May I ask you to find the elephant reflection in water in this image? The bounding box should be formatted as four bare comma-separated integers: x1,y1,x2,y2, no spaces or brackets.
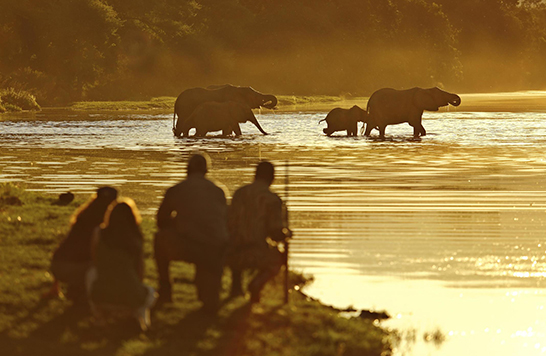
180,101,268,137
172,84,277,137
319,105,369,136
363,87,461,139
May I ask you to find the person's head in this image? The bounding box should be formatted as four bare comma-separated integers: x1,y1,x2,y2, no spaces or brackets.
96,186,118,201
70,186,118,226
101,198,143,250
187,153,209,176
102,198,141,230
255,161,275,186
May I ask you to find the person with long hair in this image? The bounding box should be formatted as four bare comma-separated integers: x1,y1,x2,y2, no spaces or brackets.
88,198,156,330
45,186,118,301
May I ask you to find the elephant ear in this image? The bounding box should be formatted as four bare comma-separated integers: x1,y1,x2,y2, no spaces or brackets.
414,89,439,111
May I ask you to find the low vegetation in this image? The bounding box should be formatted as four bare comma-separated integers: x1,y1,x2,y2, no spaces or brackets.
70,97,175,111
0,88,41,113
0,183,391,356
69,95,349,112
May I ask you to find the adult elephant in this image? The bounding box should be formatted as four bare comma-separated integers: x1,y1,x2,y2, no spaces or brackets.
172,84,277,137
363,87,461,139
179,101,268,137
319,105,369,136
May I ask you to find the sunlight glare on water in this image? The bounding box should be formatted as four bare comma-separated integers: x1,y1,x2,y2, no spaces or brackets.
2,107,546,355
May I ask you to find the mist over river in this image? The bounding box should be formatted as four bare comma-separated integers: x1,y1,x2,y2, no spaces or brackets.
2,95,546,355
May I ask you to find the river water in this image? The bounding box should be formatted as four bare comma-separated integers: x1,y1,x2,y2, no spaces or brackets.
2,95,546,355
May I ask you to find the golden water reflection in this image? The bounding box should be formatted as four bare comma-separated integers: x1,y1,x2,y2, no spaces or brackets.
2,109,546,355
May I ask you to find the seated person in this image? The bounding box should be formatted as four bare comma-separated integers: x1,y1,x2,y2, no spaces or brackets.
88,198,156,331
154,154,229,314
44,186,118,301
227,161,292,303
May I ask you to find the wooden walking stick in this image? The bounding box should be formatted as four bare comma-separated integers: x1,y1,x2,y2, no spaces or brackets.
283,160,291,304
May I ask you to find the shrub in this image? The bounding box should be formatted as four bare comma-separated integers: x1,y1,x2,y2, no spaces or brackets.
3,103,22,112
0,88,41,111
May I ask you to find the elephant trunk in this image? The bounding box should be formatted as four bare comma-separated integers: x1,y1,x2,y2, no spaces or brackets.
249,116,268,135
450,94,461,107
261,95,277,109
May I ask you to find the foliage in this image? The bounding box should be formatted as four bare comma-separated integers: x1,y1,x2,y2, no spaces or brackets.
70,97,175,111
0,88,41,112
1,0,546,104
69,95,347,111
0,184,391,356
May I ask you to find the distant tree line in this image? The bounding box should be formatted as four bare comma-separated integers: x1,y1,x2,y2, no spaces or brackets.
1,0,546,105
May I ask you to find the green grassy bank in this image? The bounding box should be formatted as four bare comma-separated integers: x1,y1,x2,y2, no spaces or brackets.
0,183,391,356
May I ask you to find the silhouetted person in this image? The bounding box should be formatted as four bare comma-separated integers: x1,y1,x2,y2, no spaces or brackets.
88,198,156,331
154,154,228,314
44,186,118,301
228,161,292,303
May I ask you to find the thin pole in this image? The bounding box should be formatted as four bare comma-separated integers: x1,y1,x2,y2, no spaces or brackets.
284,160,290,304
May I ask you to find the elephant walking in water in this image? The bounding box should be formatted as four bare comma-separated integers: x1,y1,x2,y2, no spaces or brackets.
319,105,369,136
172,84,277,137
180,101,268,137
364,87,461,139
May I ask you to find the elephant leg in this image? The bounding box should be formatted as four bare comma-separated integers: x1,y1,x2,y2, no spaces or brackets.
378,125,386,139
348,122,357,136
364,123,373,137
419,124,426,136
412,124,426,137
233,124,242,136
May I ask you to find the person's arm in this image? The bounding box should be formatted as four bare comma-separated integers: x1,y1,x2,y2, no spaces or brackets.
227,190,240,240
136,240,144,281
267,195,291,241
156,188,174,229
90,227,101,262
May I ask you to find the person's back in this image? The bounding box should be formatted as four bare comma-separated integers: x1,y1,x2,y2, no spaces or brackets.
53,186,118,263
89,199,156,330
154,153,228,313
91,235,147,307
227,161,291,302
158,173,228,247
229,179,283,247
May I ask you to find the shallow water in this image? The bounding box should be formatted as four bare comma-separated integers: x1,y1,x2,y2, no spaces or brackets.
2,104,546,355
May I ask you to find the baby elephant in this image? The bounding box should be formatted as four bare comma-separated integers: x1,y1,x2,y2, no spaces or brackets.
319,105,369,136
180,101,268,137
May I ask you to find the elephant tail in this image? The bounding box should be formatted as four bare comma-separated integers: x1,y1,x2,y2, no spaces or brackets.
318,118,326,124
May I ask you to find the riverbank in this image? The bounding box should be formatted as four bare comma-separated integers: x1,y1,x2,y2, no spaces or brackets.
3,90,546,119
68,94,350,112
0,183,391,356
64,90,546,113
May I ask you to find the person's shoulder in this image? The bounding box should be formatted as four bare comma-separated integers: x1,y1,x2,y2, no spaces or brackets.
201,176,229,197
164,181,185,196
268,190,282,204
233,182,255,197
234,182,253,193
